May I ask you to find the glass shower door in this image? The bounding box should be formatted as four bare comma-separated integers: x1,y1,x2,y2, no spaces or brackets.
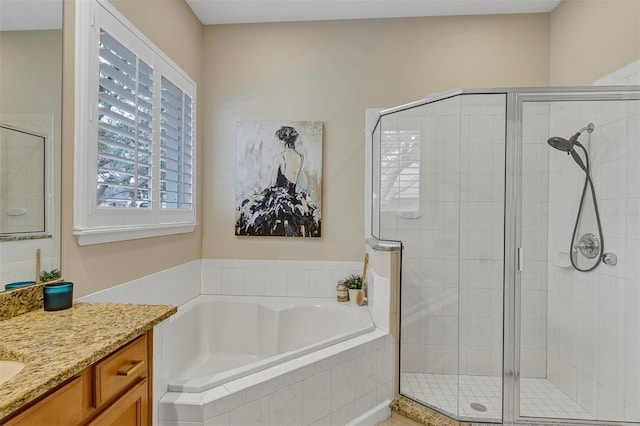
392,97,463,420
388,93,506,423
519,96,640,424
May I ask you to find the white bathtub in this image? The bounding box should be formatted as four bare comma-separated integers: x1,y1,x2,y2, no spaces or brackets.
165,295,375,393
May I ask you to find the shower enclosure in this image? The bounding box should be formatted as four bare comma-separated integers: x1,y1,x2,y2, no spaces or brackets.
370,86,640,425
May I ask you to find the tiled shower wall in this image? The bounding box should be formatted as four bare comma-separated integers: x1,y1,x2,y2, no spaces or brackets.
390,94,506,379
520,103,551,379
544,60,640,422
457,95,505,377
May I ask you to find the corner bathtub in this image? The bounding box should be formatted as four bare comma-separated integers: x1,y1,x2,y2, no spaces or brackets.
165,295,375,393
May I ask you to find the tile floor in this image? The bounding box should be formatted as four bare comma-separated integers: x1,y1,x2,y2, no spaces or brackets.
519,377,594,420
401,372,594,423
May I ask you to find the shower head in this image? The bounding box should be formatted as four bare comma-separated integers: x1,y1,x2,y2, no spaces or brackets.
546,134,587,171
547,135,576,152
546,122,595,152
546,123,595,173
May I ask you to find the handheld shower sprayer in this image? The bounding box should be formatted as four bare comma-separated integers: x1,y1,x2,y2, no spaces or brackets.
546,122,613,272
547,123,594,151
547,123,594,172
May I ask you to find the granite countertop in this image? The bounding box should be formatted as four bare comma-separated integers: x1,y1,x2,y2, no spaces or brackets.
0,302,176,421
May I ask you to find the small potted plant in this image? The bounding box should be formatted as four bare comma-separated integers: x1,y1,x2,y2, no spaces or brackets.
343,274,362,304
39,269,61,283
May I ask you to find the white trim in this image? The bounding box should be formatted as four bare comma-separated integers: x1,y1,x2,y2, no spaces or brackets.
364,108,382,240
73,222,196,246
74,0,95,232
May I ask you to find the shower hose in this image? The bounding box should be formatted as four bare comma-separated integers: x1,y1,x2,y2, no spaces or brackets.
569,143,604,272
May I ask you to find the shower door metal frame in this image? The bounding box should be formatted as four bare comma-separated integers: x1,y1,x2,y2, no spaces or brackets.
507,86,640,426
374,85,640,426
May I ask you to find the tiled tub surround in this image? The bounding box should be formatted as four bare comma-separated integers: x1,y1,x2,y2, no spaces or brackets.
78,258,393,426
200,259,366,299
80,259,365,305
159,329,394,426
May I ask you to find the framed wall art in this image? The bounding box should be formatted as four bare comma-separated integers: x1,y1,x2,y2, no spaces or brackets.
235,121,323,237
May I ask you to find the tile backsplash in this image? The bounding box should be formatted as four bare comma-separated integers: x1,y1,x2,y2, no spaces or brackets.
201,259,362,298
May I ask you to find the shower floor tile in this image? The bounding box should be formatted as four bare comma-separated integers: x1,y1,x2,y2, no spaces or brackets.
401,373,594,423
519,377,594,420
400,373,502,422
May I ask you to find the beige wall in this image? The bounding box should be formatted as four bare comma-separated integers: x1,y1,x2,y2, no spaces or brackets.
200,14,550,261
61,0,204,297
0,30,62,118
107,0,203,81
550,0,640,85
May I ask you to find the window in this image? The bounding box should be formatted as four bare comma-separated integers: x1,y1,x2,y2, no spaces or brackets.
74,0,196,245
379,119,420,215
160,77,193,210
97,30,153,208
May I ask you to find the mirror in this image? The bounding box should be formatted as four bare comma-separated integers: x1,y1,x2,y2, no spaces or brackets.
0,0,62,289
0,124,45,234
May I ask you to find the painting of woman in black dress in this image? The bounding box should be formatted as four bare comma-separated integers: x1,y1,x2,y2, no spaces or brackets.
235,121,322,237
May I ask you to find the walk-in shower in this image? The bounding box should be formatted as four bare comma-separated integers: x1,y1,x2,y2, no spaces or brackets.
370,86,640,425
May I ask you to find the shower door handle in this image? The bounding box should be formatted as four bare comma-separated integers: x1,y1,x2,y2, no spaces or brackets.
517,247,523,272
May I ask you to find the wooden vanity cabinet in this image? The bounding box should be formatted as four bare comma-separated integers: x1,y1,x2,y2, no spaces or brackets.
87,378,148,426
2,375,84,426
3,330,152,426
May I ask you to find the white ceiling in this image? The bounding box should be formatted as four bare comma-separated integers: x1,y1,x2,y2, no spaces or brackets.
0,0,561,31
186,0,561,25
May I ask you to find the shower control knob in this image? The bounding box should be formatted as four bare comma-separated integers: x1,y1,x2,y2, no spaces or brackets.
602,252,617,266
576,233,600,259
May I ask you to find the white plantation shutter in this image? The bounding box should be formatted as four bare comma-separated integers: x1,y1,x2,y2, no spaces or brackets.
97,29,153,208
160,77,192,209
73,0,197,245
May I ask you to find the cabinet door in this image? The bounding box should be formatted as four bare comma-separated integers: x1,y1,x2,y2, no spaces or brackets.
87,378,148,426
4,376,83,426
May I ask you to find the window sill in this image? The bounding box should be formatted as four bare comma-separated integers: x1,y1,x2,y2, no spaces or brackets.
73,222,196,246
